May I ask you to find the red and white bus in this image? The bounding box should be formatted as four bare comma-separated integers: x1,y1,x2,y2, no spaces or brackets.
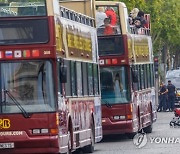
95,1,157,137
0,0,102,153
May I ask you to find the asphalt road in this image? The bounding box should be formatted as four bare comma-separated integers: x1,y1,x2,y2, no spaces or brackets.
75,111,180,154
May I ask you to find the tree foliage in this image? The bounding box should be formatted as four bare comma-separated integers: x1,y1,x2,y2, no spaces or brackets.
111,0,180,56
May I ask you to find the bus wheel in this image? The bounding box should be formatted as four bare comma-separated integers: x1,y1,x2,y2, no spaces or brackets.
126,132,137,139
143,124,153,133
143,105,153,133
67,130,72,154
83,125,95,153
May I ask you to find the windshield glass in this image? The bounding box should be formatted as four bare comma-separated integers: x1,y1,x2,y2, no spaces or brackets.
100,66,130,104
0,19,49,45
98,36,124,56
0,61,56,114
0,0,46,17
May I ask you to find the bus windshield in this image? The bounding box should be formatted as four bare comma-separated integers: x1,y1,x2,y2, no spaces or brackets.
0,60,56,114
98,36,124,55
0,0,46,17
0,19,49,45
100,66,130,104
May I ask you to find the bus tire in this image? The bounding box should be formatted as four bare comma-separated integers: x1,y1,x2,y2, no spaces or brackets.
126,132,137,139
143,124,153,133
83,124,95,153
66,130,72,154
143,105,153,133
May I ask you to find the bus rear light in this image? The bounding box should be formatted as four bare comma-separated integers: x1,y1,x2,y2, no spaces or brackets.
113,116,120,120
112,58,118,64
41,129,49,134
50,128,59,135
127,114,133,120
32,129,40,134
32,129,49,134
113,115,125,120
106,59,111,64
120,116,125,119
32,49,40,57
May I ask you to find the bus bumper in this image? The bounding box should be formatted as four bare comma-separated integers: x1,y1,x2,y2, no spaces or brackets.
102,118,138,135
0,135,60,154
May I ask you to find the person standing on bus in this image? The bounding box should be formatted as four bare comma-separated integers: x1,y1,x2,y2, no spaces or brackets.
157,82,168,112
114,73,123,97
167,80,176,111
105,7,117,26
129,8,139,25
96,7,107,28
135,10,147,28
103,17,114,35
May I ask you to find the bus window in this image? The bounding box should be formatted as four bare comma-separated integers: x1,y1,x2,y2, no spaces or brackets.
151,64,155,87
0,61,56,113
96,5,121,36
64,60,71,96
93,64,99,95
144,64,147,89
88,63,94,95
70,61,77,96
0,19,49,45
131,65,139,91
76,62,83,96
82,62,88,96
100,66,130,104
140,65,145,89
147,64,151,88
98,36,124,56
0,0,46,17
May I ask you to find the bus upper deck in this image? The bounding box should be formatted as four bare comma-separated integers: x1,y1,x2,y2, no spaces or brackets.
95,1,151,37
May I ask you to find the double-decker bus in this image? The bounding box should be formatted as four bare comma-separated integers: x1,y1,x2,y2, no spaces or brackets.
0,0,102,153
95,1,157,137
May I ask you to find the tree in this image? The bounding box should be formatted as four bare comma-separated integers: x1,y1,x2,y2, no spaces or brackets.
117,0,180,69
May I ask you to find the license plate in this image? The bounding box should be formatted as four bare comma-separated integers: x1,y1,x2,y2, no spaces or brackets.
0,143,14,149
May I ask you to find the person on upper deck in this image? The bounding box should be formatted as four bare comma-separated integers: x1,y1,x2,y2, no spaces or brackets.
134,10,147,28
96,7,107,28
105,7,117,26
129,8,139,25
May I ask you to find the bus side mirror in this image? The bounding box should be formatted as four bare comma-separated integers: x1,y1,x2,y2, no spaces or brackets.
132,70,138,83
60,65,67,83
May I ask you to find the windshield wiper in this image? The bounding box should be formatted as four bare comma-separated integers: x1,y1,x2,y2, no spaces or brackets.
102,100,112,108
3,90,30,118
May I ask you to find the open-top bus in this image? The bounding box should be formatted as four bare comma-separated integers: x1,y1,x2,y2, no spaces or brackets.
0,0,102,153
95,1,157,137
